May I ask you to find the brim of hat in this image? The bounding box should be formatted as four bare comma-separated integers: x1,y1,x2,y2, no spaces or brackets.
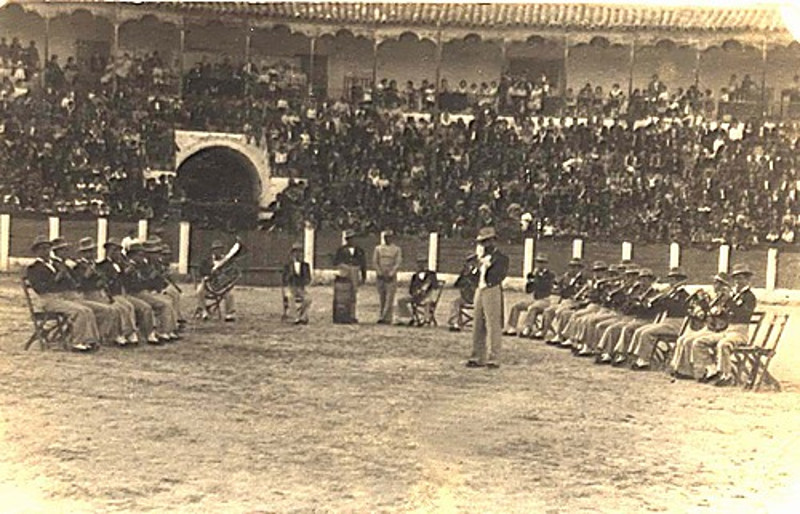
476,235,496,242
51,244,69,250
31,242,52,249
78,245,97,251
731,270,753,277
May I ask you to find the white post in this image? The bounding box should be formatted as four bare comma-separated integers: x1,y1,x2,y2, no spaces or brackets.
766,247,778,291
137,219,148,241
428,232,439,271
178,221,191,275
304,223,315,273
0,214,10,272
572,238,583,260
621,241,633,262
718,244,731,274
669,242,681,269
96,217,108,261
48,216,60,240
523,237,535,277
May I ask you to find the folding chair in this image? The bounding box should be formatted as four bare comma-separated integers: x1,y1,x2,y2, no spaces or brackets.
411,280,446,327
22,278,71,351
731,313,788,391
193,268,241,320
459,302,475,328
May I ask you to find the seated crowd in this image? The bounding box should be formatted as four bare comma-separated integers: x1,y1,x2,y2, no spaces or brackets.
2,44,800,248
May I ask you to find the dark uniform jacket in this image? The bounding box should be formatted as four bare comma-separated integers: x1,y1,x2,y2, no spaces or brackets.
409,270,438,301
557,271,586,299
282,260,311,289
726,287,757,325
26,258,62,295
73,257,107,293
480,249,508,289
333,244,367,282
525,268,555,300
96,258,127,296
454,261,479,303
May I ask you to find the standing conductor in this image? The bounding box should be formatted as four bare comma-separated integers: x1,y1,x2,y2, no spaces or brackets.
467,227,508,369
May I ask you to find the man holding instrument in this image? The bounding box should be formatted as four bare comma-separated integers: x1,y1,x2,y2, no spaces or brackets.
196,240,237,322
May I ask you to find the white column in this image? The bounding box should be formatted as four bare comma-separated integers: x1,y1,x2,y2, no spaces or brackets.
572,238,583,260
0,214,10,272
621,241,633,261
669,242,681,269
304,224,315,273
48,216,60,240
96,218,108,261
766,247,778,291
718,244,731,273
428,232,439,271
523,237,535,277
178,221,191,275
138,219,148,241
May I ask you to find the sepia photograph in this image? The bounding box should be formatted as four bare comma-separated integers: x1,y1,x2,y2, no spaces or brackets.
1,0,800,511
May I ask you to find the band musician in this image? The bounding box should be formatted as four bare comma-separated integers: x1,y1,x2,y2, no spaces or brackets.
448,253,478,332
395,253,438,326
282,243,312,324
505,253,554,337
196,240,237,322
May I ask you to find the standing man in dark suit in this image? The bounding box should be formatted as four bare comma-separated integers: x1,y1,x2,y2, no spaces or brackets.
333,229,367,323
467,227,509,369
282,243,312,324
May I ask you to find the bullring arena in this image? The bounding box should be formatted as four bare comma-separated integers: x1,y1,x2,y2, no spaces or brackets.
2,0,800,512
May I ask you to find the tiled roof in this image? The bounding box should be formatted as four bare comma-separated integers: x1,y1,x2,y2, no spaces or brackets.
159,2,785,33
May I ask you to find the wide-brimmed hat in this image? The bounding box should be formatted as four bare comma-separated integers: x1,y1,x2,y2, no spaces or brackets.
638,268,655,279
127,242,145,254
104,237,122,249
592,260,608,272
50,237,69,250
667,267,688,279
382,229,394,238
731,263,754,277
77,237,96,252
211,240,225,249
160,244,172,255
534,253,548,263
624,267,640,276
30,235,52,251
568,257,584,267
290,242,303,252
343,229,356,240
476,226,497,242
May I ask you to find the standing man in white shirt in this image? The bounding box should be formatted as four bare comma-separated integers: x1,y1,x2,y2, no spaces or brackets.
373,230,402,324
467,227,509,369
282,243,312,324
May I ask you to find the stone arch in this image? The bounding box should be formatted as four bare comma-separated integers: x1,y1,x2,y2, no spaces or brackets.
174,131,272,210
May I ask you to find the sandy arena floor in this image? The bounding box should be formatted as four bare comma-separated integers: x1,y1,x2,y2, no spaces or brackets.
1,278,799,513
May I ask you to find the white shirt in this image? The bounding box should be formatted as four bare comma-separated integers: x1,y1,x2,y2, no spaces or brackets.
478,255,492,289
293,261,301,275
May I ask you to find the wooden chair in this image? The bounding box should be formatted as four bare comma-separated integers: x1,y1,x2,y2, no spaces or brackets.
459,302,475,329
730,313,788,391
411,280,446,327
192,268,241,320
22,278,71,351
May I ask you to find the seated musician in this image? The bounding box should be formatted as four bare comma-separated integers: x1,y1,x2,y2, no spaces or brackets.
50,237,121,346
670,272,732,380
74,237,133,346
503,254,554,337
604,268,663,365
564,263,630,354
575,265,640,357
25,235,100,352
97,237,161,345
156,242,185,327
693,264,757,386
125,242,180,342
395,253,438,326
282,243,312,324
627,268,691,370
547,260,610,348
196,240,237,322
540,258,586,342
447,253,478,332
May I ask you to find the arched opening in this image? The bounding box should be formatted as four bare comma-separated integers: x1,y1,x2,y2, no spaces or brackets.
176,146,261,228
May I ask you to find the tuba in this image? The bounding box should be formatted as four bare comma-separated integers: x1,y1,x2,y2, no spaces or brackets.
204,238,246,295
